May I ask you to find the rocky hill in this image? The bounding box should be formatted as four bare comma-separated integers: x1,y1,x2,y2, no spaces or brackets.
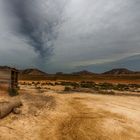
20,68,47,76
103,68,135,75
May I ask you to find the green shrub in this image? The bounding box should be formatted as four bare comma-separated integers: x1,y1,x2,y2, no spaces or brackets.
129,84,140,88
79,81,95,88
115,84,129,91
80,83,94,88
98,83,114,90
60,82,79,88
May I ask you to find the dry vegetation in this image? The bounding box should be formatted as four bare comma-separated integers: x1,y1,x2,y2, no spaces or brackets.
19,73,140,84
20,80,140,95
0,80,140,140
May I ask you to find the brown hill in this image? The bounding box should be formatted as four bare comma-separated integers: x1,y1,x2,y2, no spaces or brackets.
20,69,47,76
103,68,135,75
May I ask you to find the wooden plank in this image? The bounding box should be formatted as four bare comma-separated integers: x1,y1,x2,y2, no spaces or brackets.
0,70,11,80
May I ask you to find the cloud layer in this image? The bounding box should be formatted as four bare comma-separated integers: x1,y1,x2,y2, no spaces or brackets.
0,0,140,72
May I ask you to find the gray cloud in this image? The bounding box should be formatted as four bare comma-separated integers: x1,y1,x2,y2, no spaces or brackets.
0,0,140,72
4,0,66,61
50,0,140,72
77,54,140,73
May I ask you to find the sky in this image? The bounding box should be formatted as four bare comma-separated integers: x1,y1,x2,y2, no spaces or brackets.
0,0,140,73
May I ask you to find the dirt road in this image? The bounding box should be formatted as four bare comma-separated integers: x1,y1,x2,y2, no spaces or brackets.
0,87,140,140
40,93,140,140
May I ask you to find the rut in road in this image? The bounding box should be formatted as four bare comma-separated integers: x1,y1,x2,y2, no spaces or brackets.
58,97,101,140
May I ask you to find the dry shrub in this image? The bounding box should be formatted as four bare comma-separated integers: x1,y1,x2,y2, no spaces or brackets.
64,86,72,91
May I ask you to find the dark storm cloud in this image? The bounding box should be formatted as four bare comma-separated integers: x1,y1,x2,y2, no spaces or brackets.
4,0,66,59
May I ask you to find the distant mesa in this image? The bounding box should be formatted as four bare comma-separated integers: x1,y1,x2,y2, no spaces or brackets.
103,68,135,75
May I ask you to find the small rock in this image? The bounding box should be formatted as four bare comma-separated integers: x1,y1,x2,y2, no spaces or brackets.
13,108,21,114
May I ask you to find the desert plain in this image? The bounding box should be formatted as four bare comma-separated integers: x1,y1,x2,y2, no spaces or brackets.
0,76,140,140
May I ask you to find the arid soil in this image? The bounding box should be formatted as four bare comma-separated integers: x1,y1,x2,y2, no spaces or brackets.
0,85,140,140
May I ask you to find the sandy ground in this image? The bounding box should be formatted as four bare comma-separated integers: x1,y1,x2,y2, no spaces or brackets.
0,85,140,140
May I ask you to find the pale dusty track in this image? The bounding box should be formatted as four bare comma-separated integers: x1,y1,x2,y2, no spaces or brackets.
0,86,140,140
40,93,140,140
